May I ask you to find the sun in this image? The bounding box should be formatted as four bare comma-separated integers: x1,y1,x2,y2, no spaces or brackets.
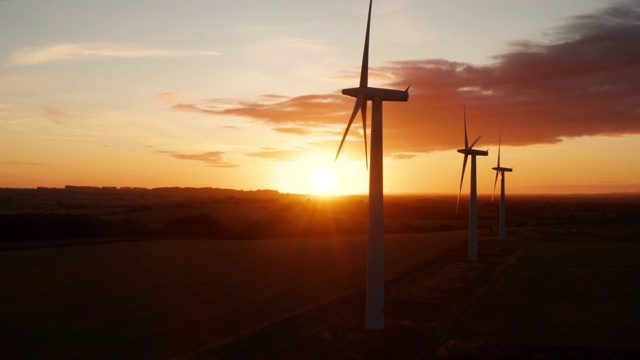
309,167,338,195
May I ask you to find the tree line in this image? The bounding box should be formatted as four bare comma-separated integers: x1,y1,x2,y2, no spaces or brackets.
0,212,364,241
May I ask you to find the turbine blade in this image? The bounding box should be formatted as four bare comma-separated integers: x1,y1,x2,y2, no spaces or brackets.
463,106,468,148
497,130,502,167
457,153,468,213
335,92,365,161
469,135,481,150
359,0,373,88
405,85,411,92
361,98,368,170
492,170,499,201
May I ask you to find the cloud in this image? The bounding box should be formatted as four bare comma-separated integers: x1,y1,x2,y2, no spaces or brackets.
173,93,351,125
272,127,310,135
6,42,220,66
162,151,238,168
43,107,74,125
156,92,185,104
261,94,290,100
271,126,343,137
393,153,417,160
172,102,220,115
172,1,640,156
246,149,300,161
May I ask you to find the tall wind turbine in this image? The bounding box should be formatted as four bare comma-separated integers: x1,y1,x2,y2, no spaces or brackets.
335,0,409,330
457,107,488,261
492,131,513,239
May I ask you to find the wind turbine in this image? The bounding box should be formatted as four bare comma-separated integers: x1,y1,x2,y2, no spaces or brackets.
335,0,409,330
457,107,488,261
492,131,513,239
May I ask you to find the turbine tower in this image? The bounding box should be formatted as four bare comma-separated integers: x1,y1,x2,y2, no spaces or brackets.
457,107,488,261
335,0,409,330
492,131,513,239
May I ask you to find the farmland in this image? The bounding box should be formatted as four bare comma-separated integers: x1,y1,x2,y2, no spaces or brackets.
0,187,638,358
0,229,471,359
254,225,640,359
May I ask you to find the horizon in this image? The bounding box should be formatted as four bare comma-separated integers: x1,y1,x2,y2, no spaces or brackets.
1,0,639,195
2,184,639,198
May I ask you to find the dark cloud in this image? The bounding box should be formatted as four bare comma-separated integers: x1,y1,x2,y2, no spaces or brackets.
161,151,238,168
172,1,640,155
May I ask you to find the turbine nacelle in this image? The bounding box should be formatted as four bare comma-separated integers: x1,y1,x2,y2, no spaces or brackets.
335,0,409,168
456,108,487,213
342,87,409,102
335,0,410,330
492,131,513,201
458,148,489,156
492,132,514,237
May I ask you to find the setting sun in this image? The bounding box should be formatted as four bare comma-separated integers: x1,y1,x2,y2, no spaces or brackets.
0,1,638,195
309,167,337,195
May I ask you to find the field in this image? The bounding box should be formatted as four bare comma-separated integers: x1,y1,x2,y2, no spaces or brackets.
447,238,640,354
1,188,638,359
0,231,471,359
255,225,640,359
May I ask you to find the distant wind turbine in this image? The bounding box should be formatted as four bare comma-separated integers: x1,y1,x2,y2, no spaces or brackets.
457,107,488,261
335,0,409,330
492,131,513,239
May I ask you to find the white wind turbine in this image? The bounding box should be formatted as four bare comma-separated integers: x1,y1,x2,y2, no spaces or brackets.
492,131,513,240
335,0,409,330
457,107,488,261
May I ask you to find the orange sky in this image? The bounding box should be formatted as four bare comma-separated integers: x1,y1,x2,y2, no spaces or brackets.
168,1,640,194
0,1,639,195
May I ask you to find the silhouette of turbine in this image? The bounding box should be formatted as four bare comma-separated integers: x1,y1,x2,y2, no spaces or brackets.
335,0,409,330
456,107,488,261
492,131,513,240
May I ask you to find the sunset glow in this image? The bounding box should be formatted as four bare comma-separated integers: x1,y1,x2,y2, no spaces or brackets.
0,0,638,194
309,167,338,195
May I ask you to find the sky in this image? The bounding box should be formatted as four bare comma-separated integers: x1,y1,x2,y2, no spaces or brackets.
1,0,639,195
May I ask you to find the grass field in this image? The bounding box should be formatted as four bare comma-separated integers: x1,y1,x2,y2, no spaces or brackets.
0,231,470,359
251,226,640,359
448,235,640,355
2,188,637,359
